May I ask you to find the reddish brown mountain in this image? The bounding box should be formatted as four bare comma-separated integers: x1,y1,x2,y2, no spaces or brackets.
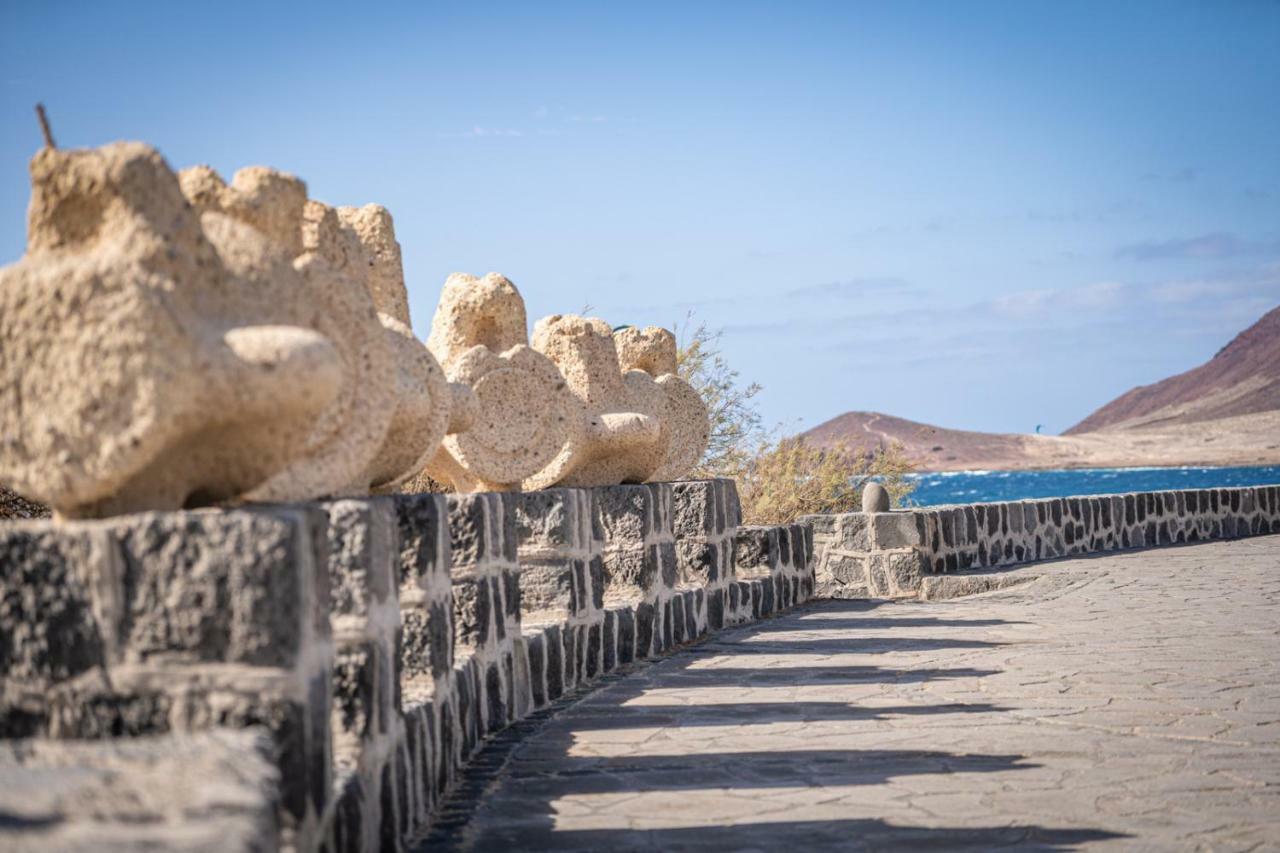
1065,304,1280,434
802,304,1280,471
802,411,1034,470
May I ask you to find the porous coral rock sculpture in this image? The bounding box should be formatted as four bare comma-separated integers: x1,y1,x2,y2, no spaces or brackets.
0,143,353,516
614,325,710,482
296,198,449,492
178,163,449,497
424,273,577,491
524,315,668,488
1,141,712,514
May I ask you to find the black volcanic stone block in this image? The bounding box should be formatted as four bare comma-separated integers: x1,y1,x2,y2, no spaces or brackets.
617,608,636,665
115,511,322,668
544,627,563,700
332,643,375,742
490,577,505,642
325,500,394,618
596,485,652,543
671,596,686,645
678,540,720,584
656,541,678,589
485,664,504,732
760,578,775,616
587,624,602,677
438,702,454,792
561,626,577,689
603,612,617,673
589,556,605,610
0,526,105,695
706,587,724,631
503,570,520,621
671,480,716,537
526,635,546,707
395,493,446,588
662,598,674,650
635,602,655,659
513,489,579,549
454,667,474,755
603,546,653,600
446,494,492,570
574,624,587,682
452,578,490,650
379,761,397,851
332,773,365,853
733,527,772,571
503,651,516,723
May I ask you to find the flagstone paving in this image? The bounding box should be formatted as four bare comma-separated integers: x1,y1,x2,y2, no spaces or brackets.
424,535,1280,851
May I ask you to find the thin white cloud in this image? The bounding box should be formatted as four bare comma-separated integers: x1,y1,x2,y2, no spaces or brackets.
992,281,1124,318
435,126,525,139
723,265,1280,346
1115,232,1280,261
787,277,923,299
1139,167,1199,183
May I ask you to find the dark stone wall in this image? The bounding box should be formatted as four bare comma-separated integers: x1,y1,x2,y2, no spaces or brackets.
807,485,1280,598
0,478,815,852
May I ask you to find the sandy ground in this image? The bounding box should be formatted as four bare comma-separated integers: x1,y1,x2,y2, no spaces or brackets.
1017,410,1280,471
839,410,1280,473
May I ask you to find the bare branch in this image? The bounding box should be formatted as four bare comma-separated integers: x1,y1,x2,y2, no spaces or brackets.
35,104,56,149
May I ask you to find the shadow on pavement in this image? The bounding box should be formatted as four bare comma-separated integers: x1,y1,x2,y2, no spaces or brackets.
414,599,1125,851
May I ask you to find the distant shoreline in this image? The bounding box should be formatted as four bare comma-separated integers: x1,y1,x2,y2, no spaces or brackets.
909,461,1280,475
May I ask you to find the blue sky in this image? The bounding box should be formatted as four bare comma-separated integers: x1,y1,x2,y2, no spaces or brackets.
3,1,1278,435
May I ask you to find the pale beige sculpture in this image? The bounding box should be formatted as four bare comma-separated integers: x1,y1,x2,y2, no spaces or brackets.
614,326,710,482
0,143,357,516
0,141,710,513
179,164,450,497
0,140,455,518
519,318,711,489
424,273,578,491
522,315,662,488
296,199,449,492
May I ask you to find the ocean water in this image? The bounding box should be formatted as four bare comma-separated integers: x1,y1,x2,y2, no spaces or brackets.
905,465,1280,507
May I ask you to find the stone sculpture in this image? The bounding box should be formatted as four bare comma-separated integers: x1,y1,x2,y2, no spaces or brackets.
0,140,711,517
424,273,577,492
179,164,451,498
1,143,346,517
0,141,443,517
614,325,711,483
523,316,709,488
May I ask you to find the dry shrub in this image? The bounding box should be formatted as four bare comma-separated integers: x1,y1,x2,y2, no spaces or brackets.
731,438,914,526
676,320,763,480
677,318,916,525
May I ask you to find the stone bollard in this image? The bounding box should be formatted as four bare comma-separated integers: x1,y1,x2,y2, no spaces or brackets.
862,482,891,513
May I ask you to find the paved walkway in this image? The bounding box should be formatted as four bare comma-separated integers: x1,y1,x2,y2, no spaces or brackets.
432,536,1280,851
